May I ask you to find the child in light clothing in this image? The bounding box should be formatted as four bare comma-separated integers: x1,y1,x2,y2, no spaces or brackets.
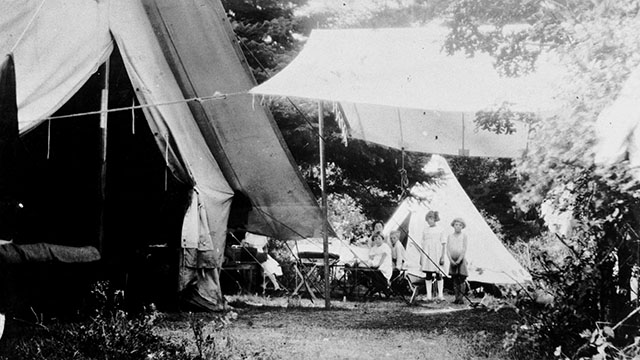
447,217,468,304
367,232,393,294
243,232,283,292
389,230,406,271
422,210,446,301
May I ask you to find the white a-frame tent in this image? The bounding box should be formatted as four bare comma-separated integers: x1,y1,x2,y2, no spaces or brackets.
383,155,531,284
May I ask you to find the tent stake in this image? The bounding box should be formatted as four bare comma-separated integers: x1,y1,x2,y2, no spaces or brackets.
319,101,330,308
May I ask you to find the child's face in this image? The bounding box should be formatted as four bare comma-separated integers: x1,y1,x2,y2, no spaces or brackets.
374,223,384,232
373,235,384,246
390,233,399,244
426,216,436,226
453,221,464,232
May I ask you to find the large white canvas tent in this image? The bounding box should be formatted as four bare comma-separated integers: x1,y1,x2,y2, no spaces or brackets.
1,0,326,310
595,64,640,178
383,155,531,284
251,26,564,158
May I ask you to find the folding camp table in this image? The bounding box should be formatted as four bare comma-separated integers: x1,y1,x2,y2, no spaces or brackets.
293,251,340,300
221,261,261,294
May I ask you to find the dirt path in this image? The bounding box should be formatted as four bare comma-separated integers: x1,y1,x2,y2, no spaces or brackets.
158,295,519,360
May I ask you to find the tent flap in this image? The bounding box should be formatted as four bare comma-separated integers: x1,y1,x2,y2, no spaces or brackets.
110,0,234,269
0,0,113,133
140,0,328,239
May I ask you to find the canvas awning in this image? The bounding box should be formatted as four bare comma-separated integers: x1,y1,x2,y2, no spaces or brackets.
250,26,564,158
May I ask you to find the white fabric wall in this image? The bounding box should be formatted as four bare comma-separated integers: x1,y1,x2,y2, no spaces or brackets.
0,0,112,133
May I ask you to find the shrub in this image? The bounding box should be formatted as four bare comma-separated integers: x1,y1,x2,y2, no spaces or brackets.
2,281,274,360
4,281,189,360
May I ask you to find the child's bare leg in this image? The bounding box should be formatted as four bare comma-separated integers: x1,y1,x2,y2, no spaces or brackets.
267,273,281,290
437,278,444,300
453,276,463,303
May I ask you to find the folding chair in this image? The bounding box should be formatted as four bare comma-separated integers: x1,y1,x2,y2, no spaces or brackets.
404,270,426,304
389,270,410,295
360,269,392,299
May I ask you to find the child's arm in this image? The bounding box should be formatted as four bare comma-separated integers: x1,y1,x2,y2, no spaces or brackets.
446,235,455,264
397,244,406,270
439,232,446,265
460,233,468,260
377,251,388,268
370,251,387,268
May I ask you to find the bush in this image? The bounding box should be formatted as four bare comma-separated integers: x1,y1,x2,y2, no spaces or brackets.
504,221,635,359
1,281,274,360
3,281,189,360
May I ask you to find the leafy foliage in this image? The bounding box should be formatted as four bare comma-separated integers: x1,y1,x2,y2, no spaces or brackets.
4,282,190,360
475,106,536,135
296,0,450,28
269,99,432,221
1,282,266,360
447,156,538,240
222,0,311,82
445,0,640,357
326,193,370,242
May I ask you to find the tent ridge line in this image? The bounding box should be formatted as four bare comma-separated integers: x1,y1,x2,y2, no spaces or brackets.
25,91,246,123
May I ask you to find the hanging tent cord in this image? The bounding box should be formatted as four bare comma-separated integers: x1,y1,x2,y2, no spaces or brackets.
396,108,409,200
333,102,349,145
398,148,409,200
8,0,47,54
237,38,329,145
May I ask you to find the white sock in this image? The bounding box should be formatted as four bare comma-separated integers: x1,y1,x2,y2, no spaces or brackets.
437,279,444,299
425,279,433,299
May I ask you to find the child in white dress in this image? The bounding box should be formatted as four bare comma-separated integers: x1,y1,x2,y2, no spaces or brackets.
421,210,446,301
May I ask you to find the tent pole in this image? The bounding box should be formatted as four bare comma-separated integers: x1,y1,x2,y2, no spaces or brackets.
98,59,110,254
318,101,330,308
461,113,466,155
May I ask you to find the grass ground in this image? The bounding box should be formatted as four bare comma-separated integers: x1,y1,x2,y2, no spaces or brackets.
156,293,520,360
0,291,521,359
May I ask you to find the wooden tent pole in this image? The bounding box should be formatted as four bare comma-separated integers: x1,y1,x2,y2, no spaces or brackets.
318,101,330,308
98,59,110,254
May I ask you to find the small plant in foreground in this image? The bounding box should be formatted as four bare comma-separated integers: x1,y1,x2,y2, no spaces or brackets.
6,281,190,360
189,311,277,360
3,281,276,360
